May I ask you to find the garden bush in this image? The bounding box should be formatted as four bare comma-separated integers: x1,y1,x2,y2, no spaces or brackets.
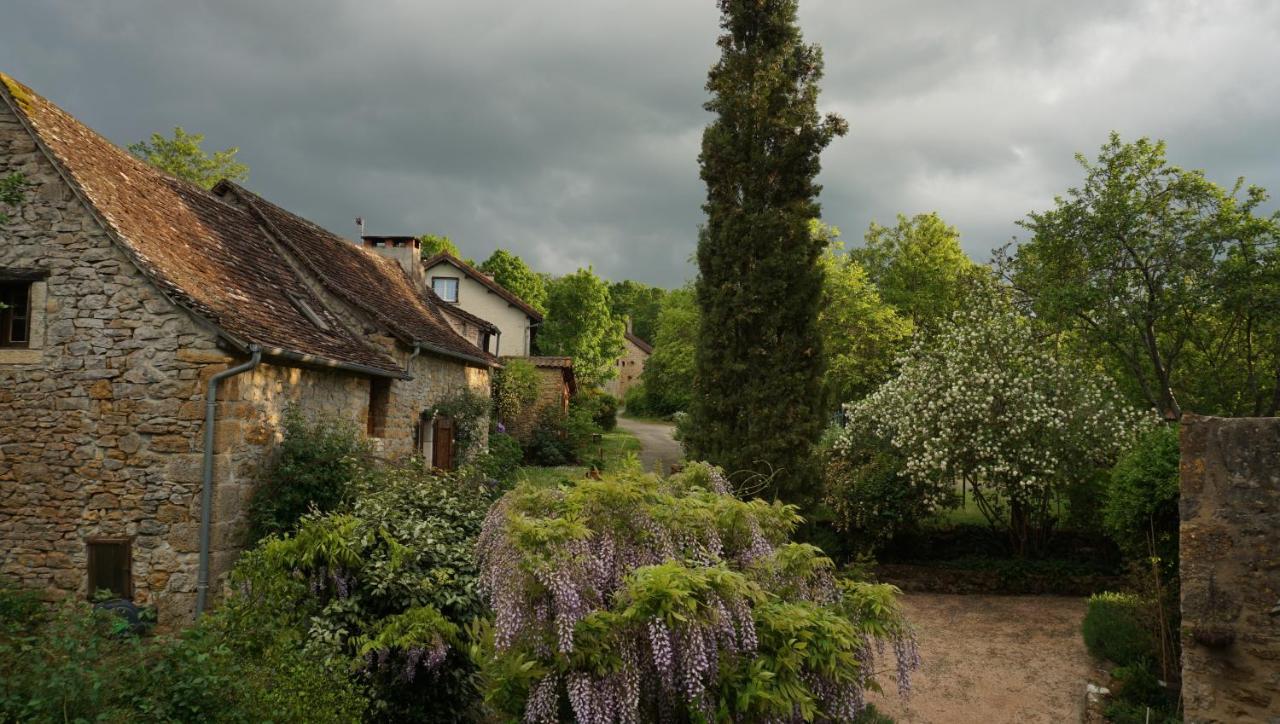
471,462,919,722
1103,424,1181,568
1082,592,1156,666
572,389,618,431
0,586,363,723
493,358,541,426
525,406,577,466
247,408,372,542
231,463,490,722
473,431,523,485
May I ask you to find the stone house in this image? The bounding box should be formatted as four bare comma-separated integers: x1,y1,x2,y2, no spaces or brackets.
605,321,652,400
0,73,496,626
500,356,575,441
423,251,543,357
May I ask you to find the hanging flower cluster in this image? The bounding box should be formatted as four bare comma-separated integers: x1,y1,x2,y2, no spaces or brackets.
474,463,918,723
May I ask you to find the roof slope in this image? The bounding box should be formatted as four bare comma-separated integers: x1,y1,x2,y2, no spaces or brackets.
0,73,402,376
217,182,495,367
423,251,544,321
625,331,653,355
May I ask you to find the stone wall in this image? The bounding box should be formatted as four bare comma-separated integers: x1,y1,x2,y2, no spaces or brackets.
505,366,569,443
604,336,649,400
0,97,230,625
1179,415,1280,723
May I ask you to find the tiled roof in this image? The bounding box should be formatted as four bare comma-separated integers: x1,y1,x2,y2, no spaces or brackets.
0,73,404,377
423,251,544,322
625,331,653,355
216,182,495,367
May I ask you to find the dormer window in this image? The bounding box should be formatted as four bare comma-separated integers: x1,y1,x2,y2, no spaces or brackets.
432,276,459,303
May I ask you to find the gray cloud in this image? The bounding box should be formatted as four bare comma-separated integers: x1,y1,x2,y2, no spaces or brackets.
3,0,1277,285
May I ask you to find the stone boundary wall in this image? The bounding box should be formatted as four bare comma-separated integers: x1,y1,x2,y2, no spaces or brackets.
1179,415,1280,723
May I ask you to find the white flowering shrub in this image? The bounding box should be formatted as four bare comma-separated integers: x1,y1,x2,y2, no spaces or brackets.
831,288,1152,555
471,463,918,722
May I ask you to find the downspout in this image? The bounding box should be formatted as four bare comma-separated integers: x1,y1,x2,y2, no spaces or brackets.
494,330,501,357
405,342,421,375
196,345,262,619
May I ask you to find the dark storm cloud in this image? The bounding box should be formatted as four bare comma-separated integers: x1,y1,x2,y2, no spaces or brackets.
3,0,1277,285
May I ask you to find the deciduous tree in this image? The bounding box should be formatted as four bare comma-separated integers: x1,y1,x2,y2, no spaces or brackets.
540,268,626,388
608,280,666,343
690,0,847,503
478,248,548,313
128,127,248,189
853,212,977,329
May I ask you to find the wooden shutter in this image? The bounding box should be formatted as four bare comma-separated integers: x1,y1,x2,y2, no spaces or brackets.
433,416,455,471
87,539,132,600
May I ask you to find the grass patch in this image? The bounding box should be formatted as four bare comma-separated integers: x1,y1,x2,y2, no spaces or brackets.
517,430,644,488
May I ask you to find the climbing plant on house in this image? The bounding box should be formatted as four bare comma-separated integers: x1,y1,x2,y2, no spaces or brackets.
0,172,29,226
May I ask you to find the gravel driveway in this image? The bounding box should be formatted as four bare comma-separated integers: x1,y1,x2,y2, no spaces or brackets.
869,593,1092,723
616,416,682,474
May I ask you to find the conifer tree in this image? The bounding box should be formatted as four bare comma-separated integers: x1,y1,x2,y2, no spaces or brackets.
688,0,847,502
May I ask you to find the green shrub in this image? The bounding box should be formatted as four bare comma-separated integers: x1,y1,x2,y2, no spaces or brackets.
525,406,577,466
1104,424,1180,568
232,463,489,721
1082,592,1156,666
1105,663,1179,724
426,388,493,464
493,358,541,425
247,409,371,542
0,590,363,723
572,389,618,431
473,431,523,484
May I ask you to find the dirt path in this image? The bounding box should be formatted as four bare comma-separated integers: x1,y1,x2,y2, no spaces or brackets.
616,416,682,474
869,593,1092,723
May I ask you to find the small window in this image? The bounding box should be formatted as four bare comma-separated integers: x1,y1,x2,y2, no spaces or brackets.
87,539,132,600
0,281,31,347
367,378,390,438
432,276,459,303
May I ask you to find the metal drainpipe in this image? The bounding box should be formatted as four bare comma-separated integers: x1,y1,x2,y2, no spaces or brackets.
494,330,500,357
405,342,421,375
196,345,261,619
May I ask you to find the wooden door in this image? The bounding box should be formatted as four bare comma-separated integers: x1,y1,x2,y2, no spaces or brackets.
432,416,455,471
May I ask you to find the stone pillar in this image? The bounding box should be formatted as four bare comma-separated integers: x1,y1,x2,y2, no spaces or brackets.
1179,415,1280,722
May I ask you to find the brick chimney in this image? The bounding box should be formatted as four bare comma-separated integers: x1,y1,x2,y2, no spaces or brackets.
361,235,424,285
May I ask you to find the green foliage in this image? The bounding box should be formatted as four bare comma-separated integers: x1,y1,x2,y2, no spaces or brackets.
540,267,627,387
418,233,461,260
128,126,249,189
1082,592,1157,666
824,423,930,554
818,222,914,405
426,387,492,464
479,249,549,313
572,389,618,431
474,431,524,485
608,279,667,342
247,409,372,542
691,0,847,504
1103,425,1181,568
638,284,697,415
1004,132,1280,418
524,405,578,467
0,590,363,723
854,212,979,329
232,463,490,721
0,171,31,225
493,357,541,426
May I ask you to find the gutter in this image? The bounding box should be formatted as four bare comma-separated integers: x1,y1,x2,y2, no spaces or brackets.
196,345,261,619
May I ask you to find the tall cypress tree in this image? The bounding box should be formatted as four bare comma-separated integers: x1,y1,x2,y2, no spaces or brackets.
689,0,846,502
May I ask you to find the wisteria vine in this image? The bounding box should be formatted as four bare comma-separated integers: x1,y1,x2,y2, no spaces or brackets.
475,463,919,723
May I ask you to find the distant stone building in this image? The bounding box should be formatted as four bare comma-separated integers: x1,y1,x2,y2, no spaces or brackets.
0,73,496,626
501,356,575,442
421,251,543,357
605,321,652,400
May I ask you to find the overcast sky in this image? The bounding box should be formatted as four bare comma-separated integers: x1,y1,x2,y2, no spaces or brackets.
3,0,1278,287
